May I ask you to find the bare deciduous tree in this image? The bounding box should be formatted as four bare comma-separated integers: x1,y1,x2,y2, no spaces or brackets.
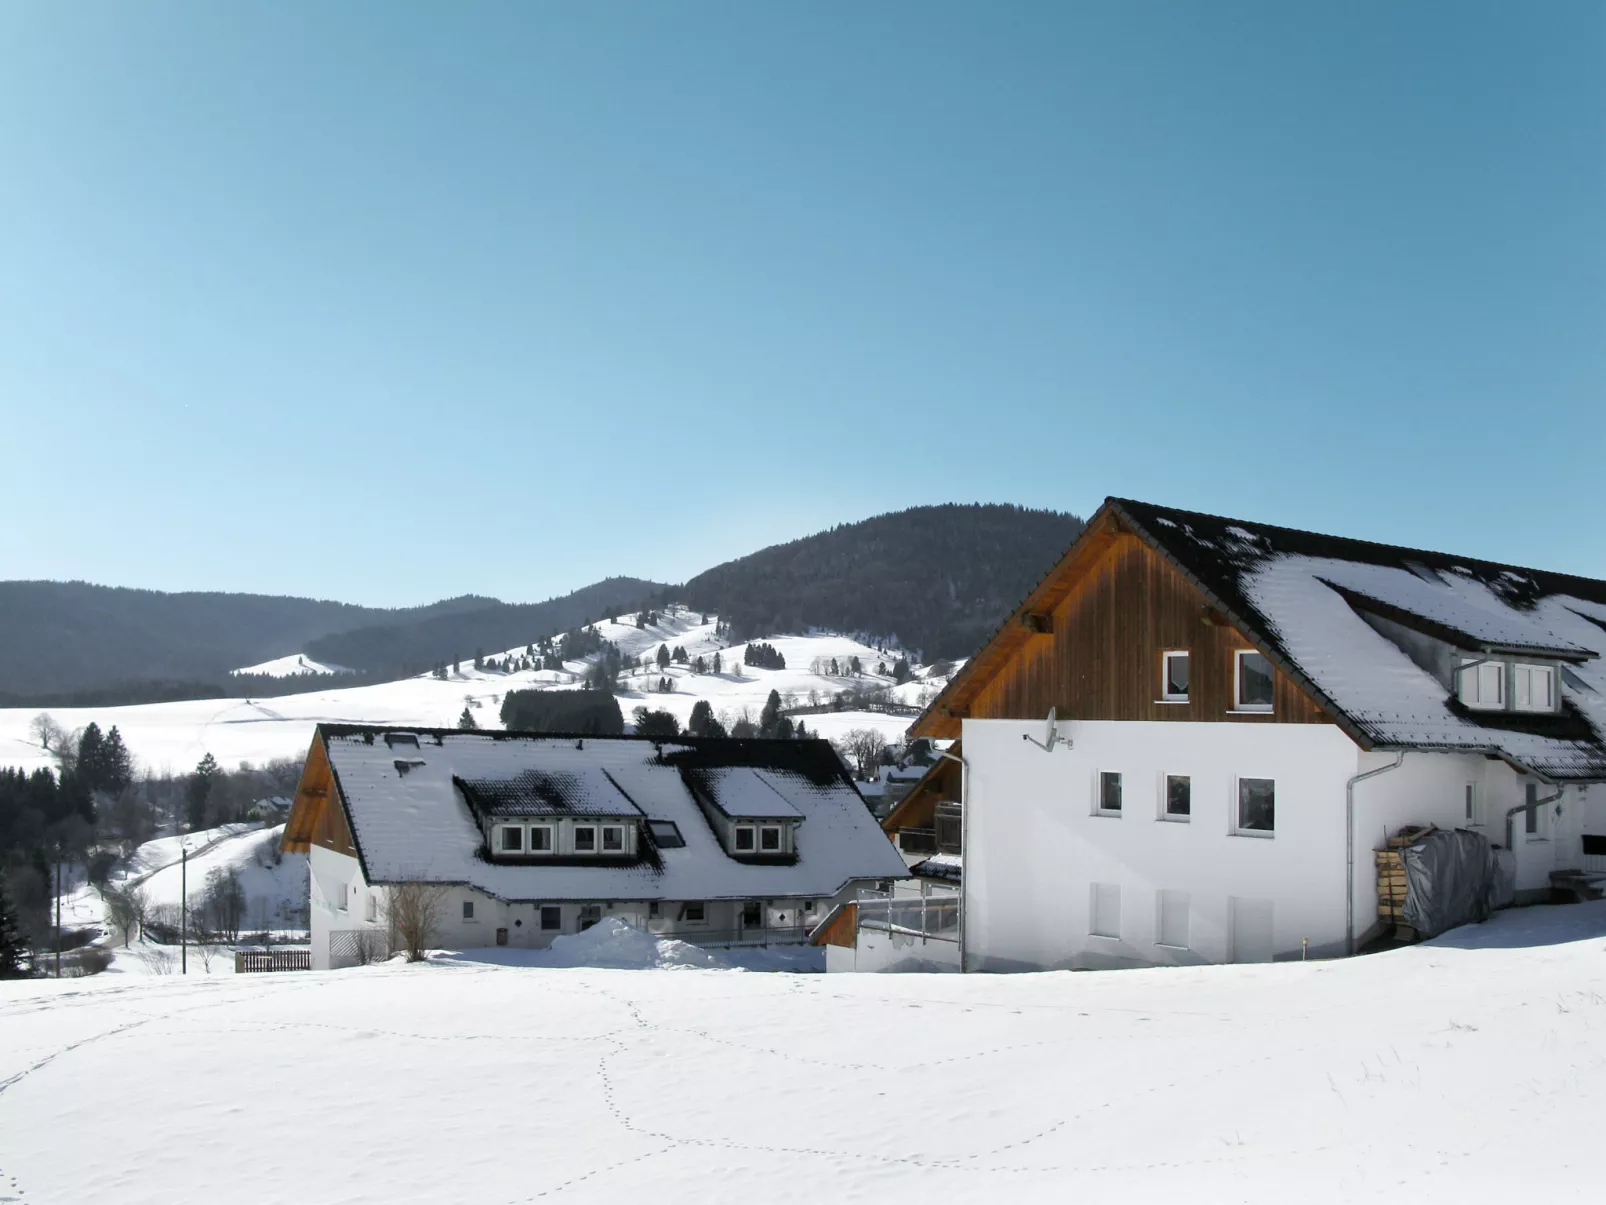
350,928,389,965
836,728,888,781
386,882,448,962
104,884,150,948
138,946,176,975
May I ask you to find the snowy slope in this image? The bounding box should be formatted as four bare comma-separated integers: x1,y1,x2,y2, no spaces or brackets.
56,823,308,937
4,901,1606,1203
0,609,952,775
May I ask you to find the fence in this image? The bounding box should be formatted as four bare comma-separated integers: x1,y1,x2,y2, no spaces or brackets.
687,924,813,949
234,948,312,973
854,889,959,943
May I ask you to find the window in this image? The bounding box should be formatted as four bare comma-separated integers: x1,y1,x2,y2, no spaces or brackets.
540,905,562,931
648,901,660,919
499,825,523,853
1157,890,1190,949
1097,771,1123,815
682,901,706,923
1235,651,1274,710
1090,882,1121,939
1164,774,1191,819
578,904,601,930
1459,659,1504,710
734,825,756,852
1464,783,1481,826
462,900,476,920
741,901,762,927
1161,651,1190,701
1236,778,1275,834
759,826,782,852
1513,664,1555,712
648,820,685,848
529,825,553,852
601,825,625,852
573,825,596,852
364,893,377,922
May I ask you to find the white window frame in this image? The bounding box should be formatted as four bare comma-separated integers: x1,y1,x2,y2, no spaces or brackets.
681,901,707,923
734,824,756,852
1161,773,1191,822
1512,663,1555,713
1464,782,1481,827
1159,650,1190,703
498,824,524,854
1089,882,1121,939
600,824,626,853
572,824,597,853
529,825,554,853
759,825,783,852
462,899,476,921
1094,770,1123,817
1233,650,1274,713
364,893,378,922
1458,658,1505,710
1233,776,1276,837
1156,889,1190,950
1523,783,1548,841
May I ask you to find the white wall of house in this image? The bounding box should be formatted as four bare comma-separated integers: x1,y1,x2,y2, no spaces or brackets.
959,718,1586,972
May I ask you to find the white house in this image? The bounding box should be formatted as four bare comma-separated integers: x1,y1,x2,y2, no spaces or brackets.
282,725,909,969
895,497,1606,971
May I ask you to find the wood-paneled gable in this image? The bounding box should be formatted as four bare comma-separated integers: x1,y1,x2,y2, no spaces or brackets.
915,526,1331,738
280,733,358,858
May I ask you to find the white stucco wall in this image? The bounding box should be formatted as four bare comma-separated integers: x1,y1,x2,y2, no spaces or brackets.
959,718,1586,972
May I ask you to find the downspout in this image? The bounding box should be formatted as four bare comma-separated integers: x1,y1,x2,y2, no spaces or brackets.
1504,783,1564,851
1347,752,1405,956
937,748,969,973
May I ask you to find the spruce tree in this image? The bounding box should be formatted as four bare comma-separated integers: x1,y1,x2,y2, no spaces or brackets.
187,753,220,831
103,727,133,794
458,706,478,730
713,651,722,675
657,644,671,671
759,690,783,738
0,883,24,979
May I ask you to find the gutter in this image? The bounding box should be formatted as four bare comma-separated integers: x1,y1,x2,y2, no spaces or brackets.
1347,752,1405,956
937,747,970,973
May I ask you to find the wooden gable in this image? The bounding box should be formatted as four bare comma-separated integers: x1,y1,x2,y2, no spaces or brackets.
880,745,961,835
911,506,1333,740
280,732,358,858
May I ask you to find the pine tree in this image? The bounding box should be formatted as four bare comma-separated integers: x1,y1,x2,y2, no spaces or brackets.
458,706,478,730
0,882,24,979
794,719,809,739
187,753,220,831
673,645,688,665
712,651,722,675
103,726,133,794
759,690,783,738
688,700,715,736
657,644,671,671
77,723,106,793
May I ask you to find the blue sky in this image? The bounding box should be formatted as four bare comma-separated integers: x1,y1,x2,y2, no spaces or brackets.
2,2,1600,606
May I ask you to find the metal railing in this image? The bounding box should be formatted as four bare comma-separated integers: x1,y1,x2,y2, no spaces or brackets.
854,889,959,943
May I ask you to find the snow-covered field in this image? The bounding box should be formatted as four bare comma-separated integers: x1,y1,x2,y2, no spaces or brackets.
231,653,353,677
0,611,948,776
4,902,1606,1203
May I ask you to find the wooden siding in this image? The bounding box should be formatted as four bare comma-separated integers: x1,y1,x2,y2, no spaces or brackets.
280,734,358,858
923,531,1331,737
809,901,858,948
880,746,960,835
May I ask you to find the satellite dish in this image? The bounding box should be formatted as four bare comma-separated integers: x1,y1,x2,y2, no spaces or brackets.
1022,706,1070,752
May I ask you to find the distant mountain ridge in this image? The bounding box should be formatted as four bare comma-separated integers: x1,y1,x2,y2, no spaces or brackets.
0,503,1084,702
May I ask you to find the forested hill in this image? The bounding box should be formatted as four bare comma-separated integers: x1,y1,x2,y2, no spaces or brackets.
0,578,667,702
302,577,668,676
682,504,1085,660
0,583,492,699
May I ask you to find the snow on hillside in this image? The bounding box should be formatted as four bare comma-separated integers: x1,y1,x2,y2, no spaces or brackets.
231,653,353,677
5,901,1606,1203
0,609,954,776
56,823,308,938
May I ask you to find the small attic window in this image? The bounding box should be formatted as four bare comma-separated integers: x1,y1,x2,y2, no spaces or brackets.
385,732,421,749
1513,663,1556,713
1458,659,1505,710
648,820,685,848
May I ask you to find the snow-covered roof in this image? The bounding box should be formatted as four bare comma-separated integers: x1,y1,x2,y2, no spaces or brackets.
1114,499,1606,781
319,726,908,901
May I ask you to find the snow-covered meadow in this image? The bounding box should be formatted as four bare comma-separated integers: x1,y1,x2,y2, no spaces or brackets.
3,901,1606,1203
0,610,954,777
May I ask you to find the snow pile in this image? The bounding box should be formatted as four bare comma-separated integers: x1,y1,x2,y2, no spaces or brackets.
539,918,723,969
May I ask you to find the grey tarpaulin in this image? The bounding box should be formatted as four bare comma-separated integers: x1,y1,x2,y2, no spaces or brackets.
1400,828,1506,939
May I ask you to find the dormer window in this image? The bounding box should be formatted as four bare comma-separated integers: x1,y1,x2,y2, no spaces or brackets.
499,825,523,853
1235,651,1274,711
573,825,596,852
760,825,782,852
1161,651,1189,702
1458,658,1504,709
734,825,755,852
1513,663,1555,712
601,825,625,852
